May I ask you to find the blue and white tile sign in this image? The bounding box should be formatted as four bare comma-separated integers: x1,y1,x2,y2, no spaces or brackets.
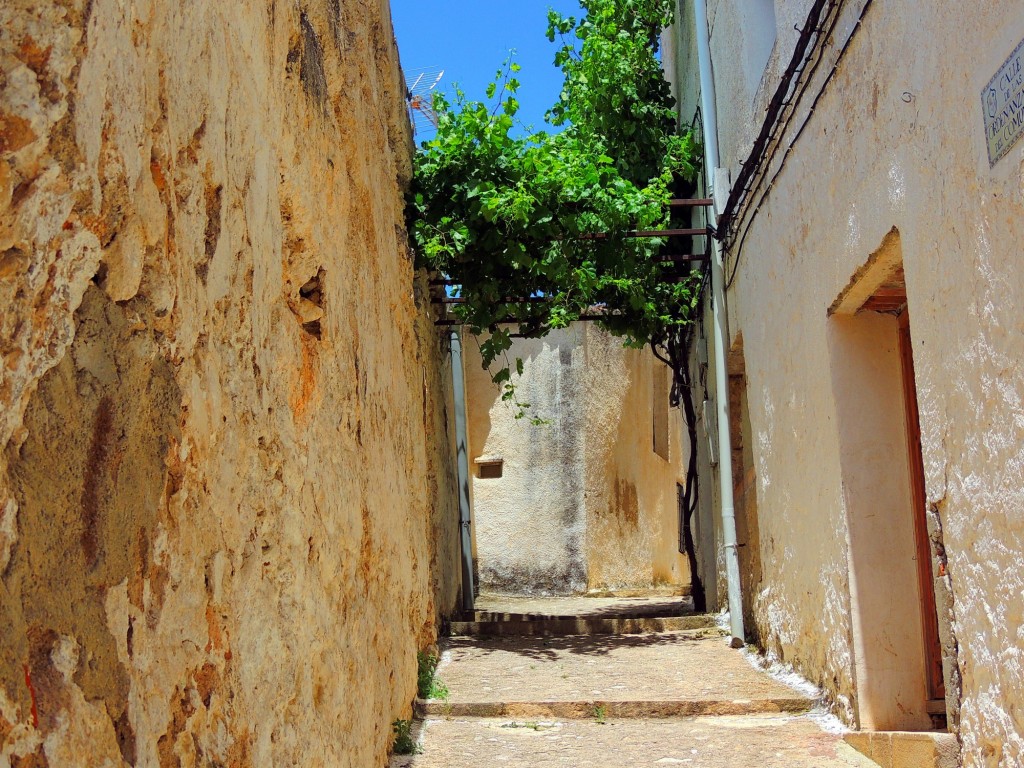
983,37,1024,166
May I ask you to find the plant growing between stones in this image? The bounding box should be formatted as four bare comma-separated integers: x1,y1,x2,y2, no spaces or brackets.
591,703,608,724
417,649,449,701
501,721,548,731
408,0,701,411
392,718,419,755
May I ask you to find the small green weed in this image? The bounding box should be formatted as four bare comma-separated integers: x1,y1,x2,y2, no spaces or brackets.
591,703,607,725
417,649,450,701
416,650,436,697
392,719,419,755
500,721,544,731
428,678,449,701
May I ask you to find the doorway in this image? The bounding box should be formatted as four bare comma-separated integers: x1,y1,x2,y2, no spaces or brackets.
828,229,947,731
728,343,762,640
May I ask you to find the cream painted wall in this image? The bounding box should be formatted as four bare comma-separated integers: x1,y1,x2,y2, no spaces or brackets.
667,0,1024,759
463,324,691,595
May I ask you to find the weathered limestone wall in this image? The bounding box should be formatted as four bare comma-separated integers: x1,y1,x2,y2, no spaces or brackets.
463,324,690,595
0,1,460,765
581,327,691,592
668,0,1024,760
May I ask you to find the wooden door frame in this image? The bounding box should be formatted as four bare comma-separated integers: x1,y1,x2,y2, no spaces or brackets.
897,310,945,703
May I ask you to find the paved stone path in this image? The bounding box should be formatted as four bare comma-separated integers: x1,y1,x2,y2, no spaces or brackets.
391,596,878,767
435,633,807,710
393,717,876,767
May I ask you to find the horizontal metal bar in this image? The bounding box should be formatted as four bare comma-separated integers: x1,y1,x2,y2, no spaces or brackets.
578,228,709,241
431,257,706,287
629,228,709,238
432,296,549,305
434,313,613,327
433,269,702,304
668,198,713,207
657,254,707,263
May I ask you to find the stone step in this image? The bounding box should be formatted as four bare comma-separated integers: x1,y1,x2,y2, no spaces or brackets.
449,614,720,637
467,604,699,622
472,593,694,621
389,716,880,768
843,730,959,768
416,696,814,719
431,633,815,717
581,586,692,598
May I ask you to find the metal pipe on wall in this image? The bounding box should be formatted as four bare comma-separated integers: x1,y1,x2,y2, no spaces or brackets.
449,331,476,614
692,0,746,647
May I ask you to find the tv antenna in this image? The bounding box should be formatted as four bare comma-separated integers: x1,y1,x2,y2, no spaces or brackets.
406,67,444,136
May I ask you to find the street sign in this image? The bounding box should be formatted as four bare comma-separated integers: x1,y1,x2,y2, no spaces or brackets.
983,37,1024,166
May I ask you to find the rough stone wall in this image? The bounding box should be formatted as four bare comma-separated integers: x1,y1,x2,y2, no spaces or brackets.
0,1,460,765
463,324,690,595
668,0,1024,760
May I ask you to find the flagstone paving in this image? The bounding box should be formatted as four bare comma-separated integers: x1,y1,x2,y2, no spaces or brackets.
391,716,878,768
391,596,879,767
435,633,805,707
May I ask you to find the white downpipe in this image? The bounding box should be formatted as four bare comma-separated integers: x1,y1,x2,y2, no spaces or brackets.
692,0,746,646
449,331,476,614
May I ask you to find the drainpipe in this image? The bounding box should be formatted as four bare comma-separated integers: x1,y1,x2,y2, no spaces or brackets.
692,0,745,647
449,331,476,614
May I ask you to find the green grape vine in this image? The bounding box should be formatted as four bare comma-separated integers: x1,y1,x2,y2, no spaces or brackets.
408,0,702,406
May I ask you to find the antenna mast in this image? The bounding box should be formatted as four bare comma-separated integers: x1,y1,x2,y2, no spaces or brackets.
405,67,444,136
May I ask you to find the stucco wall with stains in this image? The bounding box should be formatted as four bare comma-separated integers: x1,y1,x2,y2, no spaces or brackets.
463,324,691,595
0,1,460,765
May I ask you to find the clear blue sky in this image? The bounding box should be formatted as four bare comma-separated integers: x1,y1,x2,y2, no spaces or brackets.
390,0,583,135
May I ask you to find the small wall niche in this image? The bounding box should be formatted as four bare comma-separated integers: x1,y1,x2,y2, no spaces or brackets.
296,267,326,339
475,456,503,479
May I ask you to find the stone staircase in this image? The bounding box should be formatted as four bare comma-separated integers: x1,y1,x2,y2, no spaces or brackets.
449,593,720,637
391,593,884,767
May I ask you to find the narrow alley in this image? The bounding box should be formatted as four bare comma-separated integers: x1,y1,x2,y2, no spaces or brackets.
392,595,903,767
2,0,1022,764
